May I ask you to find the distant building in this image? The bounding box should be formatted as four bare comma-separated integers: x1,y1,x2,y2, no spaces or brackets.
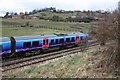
11,15,21,19
11,12,40,19
26,14,39,19
19,12,24,16
11,12,24,19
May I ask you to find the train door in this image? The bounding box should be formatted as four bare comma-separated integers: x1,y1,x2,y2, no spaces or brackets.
75,36,79,45
10,37,16,53
42,38,49,49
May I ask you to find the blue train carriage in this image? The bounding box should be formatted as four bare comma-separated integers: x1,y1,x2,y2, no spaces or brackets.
10,34,59,54
48,33,79,49
68,32,88,46
10,35,44,54
49,33,73,47
1,32,89,56
48,32,88,49
66,33,79,45
0,37,11,56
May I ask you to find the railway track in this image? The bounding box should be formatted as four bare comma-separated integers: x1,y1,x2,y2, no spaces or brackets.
2,40,99,72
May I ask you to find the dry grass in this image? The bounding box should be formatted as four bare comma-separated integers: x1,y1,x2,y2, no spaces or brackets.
94,42,120,77
2,42,118,78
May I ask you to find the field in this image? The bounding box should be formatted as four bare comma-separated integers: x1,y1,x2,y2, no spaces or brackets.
2,18,97,37
2,17,119,78
36,11,92,19
36,12,74,19
2,18,106,78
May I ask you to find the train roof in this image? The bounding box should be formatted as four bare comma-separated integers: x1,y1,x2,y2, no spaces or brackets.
11,34,57,40
0,37,10,42
11,32,88,40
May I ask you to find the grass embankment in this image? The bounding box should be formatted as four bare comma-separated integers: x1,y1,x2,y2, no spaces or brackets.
36,11,92,19
3,42,117,78
2,19,96,37
36,12,73,19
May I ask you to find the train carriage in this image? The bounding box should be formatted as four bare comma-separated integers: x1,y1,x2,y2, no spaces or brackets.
10,35,44,53
1,32,88,56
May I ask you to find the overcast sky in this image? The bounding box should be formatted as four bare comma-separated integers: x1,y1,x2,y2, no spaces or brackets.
0,0,119,16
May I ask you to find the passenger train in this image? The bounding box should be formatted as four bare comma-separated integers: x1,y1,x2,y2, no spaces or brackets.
0,32,88,57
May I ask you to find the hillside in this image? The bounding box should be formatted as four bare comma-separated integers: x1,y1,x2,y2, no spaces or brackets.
4,8,103,23
36,11,74,19
2,18,97,37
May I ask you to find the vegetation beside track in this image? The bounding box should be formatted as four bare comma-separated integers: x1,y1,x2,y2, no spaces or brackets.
3,42,117,78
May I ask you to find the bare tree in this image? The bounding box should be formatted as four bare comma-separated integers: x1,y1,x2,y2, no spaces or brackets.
95,8,119,46
96,2,120,75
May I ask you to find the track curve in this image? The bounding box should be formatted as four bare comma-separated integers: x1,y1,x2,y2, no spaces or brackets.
2,40,99,72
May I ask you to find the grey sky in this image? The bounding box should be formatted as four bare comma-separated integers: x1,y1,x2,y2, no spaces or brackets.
0,0,119,16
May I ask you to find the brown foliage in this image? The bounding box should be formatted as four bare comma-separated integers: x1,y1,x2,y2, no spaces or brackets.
96,5,120,76
96,43,119,76
96,11,118,45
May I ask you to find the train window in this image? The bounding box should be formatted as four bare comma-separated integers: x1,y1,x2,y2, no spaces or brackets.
24,42,31,48
32,41,39,47
51,40,54,44
60,38,64,43
66,38,70,42
72,37,75,41
46,39,48,44
43,40,45,45
56,39,58,44
80,36,83,40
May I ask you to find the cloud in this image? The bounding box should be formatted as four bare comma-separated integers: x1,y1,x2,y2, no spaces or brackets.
0,0,28,13
0,0,119,16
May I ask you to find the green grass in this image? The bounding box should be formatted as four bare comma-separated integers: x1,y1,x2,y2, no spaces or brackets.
35,11,92,19
2,19,97,37
3,50,97,78
36,12,74,19
5,52,85,78
2,27,70,37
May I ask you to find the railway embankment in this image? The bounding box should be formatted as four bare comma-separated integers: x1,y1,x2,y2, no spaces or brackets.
2,41,118,78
